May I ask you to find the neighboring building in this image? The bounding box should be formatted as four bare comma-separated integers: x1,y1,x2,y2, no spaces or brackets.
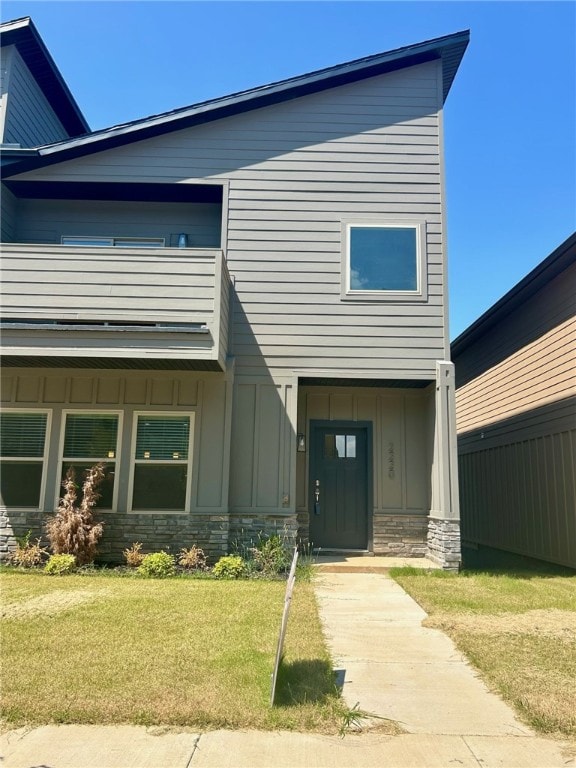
452,233,576,569
0,17,469,568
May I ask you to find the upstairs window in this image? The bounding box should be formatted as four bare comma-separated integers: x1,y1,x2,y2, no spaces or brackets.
342,221,427,301
0,411,49,507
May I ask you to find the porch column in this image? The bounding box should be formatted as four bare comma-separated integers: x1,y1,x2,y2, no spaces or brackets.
428,360,461,569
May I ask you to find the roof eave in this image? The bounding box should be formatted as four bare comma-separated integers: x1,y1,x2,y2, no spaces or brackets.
0,16,90,137
451,231,576,356
2,29,469,177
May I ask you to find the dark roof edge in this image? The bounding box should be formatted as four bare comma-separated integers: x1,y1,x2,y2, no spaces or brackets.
0,16,89,137
451,231,576,356
2,29,468,177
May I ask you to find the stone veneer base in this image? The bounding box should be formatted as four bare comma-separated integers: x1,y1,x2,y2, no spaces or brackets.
427,517,461,570
1,509,300,565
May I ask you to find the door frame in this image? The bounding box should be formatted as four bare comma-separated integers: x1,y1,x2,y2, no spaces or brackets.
308,419,374,552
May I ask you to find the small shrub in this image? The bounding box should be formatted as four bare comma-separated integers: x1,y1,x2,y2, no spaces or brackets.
250,534,289,576
45,554,77,575
137,551,176,579
124,542,145,568
45,463,105,566
178,545,208,571
213,554,247,579
8,530,47,568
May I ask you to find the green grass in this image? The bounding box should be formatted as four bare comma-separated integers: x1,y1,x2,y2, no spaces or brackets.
0,570,343,731
390,566,576,738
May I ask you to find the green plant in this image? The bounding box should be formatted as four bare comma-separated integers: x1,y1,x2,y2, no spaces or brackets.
44,554,77,575
45,463,105,566
178,545,207,571
250,534,290,576
137,551,176,579
213,554,247,579
8,530,47,568
123,542,145,568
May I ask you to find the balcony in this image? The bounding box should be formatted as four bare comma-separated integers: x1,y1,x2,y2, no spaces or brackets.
0,244,231,371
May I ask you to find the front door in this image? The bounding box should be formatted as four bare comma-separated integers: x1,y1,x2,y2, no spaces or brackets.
309,421,370,550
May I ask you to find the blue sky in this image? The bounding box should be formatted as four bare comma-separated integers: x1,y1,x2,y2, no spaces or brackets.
3,1,575,339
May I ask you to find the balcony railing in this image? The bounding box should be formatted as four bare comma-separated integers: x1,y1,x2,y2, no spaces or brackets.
0,244,230,370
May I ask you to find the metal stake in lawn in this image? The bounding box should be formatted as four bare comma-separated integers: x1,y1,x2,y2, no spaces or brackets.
270,546,299,705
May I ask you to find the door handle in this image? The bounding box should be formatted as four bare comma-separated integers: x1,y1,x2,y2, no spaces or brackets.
314,479,320,515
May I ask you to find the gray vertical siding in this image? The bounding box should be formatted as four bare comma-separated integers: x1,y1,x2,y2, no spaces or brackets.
12,59,447,381
2,46,68,146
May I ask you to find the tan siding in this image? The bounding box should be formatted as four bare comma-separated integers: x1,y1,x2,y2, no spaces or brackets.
456,316,576,433
229,379,294,511
14,60,446,380
296,385,432,514
0,368,230,514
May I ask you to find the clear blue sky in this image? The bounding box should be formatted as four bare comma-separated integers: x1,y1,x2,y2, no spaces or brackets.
3,1,575,339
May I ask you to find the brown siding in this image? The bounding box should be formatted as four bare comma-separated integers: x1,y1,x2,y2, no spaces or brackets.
456,315,576,434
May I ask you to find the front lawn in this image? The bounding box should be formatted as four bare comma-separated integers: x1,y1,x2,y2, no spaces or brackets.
390,566,576,738
0,570,343,731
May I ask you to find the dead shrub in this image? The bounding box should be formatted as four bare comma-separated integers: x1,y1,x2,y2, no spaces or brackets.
124,542,145,568
8,530,47,568
178,545,208,571
45,463,105,566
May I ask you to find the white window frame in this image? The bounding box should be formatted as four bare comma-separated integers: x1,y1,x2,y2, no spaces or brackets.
128,411,195,515
341,219,428,302
61,236,165,248
56,410,123,512
0,408,52,510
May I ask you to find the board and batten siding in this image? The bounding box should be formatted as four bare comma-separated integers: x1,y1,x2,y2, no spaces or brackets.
297,385,432,515
454,257,576,568
0,368,231,514
12,60,447,380
1,45,68,147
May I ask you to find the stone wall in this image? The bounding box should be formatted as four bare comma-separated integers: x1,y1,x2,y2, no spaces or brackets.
427,517,461,570
373,513,429,557
229,513,299,552
1,509,230,565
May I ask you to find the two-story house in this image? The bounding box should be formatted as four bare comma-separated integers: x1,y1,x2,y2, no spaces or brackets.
0,17,468,569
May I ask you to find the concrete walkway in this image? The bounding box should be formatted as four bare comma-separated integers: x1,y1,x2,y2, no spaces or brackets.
2,569,574,768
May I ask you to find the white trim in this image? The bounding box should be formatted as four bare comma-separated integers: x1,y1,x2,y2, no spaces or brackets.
61,236,165,248
56,409,123,512
340,219,428,302
128,411,195,514
0,408,52,510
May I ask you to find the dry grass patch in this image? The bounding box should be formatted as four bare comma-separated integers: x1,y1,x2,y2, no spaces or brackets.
0,571,344,732
391,567,576,739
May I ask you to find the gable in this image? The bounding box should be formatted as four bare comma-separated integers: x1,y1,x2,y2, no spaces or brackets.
6,60,442,186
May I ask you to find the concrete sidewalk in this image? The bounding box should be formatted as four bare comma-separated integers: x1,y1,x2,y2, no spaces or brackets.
2,570,574,768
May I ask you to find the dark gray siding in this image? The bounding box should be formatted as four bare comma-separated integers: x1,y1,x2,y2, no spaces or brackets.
2,46,68,147
15,199,222,248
